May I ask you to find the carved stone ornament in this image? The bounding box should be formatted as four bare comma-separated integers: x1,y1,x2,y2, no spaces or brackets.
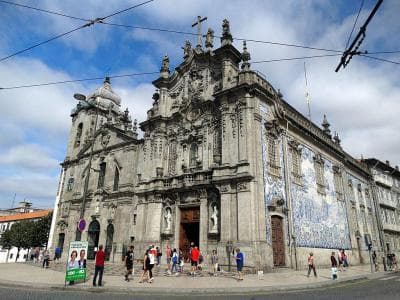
219,184,230,193
57,220,68,232
205,28,214,49
237,182,248,191
101,132,111,148
264,119,283,138
182,40,192,59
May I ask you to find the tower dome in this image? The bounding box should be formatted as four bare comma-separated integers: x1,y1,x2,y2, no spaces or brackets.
88,77,121,107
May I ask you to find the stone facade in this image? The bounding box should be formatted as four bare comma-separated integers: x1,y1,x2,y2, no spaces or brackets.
51,19,383,271
364,158,400,261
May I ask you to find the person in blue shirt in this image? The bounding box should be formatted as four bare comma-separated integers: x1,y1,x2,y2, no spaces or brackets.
235,248,244,280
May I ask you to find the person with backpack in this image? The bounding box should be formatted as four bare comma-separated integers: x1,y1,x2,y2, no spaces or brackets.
171,248,179,274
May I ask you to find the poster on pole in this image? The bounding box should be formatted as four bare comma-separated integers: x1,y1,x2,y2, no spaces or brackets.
65,241,88,283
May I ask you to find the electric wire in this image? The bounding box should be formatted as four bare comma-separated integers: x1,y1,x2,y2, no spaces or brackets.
345,0,365,50
0,1,343,54
0,0,89,21
360,54,400,65
3,1,397,56
0,72,159,90
0,0,155,62
252,53,342,64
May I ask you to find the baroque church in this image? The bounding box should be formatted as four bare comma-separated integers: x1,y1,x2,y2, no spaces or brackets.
51,19,380,270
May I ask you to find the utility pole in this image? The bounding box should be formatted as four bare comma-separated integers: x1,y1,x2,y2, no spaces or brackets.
335,0,383,72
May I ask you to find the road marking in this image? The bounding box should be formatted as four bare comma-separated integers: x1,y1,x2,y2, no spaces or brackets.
379,276,398,280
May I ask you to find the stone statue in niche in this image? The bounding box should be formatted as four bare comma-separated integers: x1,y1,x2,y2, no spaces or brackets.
210,204,218,233
110,206,116,219
95,201,100,215
165,207,172,232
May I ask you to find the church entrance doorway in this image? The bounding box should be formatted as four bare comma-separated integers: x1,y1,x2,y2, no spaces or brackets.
179,207,200,262
271,216,285,267
105,223,114,261
87,220,100,260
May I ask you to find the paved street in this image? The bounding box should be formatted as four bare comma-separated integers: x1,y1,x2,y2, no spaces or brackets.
1,272,400,299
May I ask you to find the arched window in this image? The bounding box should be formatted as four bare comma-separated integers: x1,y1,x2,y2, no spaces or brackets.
189,143,198,167
113,167,119,191
97,162,106,188
74,123,83,147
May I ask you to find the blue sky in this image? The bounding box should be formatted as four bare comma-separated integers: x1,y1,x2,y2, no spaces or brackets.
0,0,399,209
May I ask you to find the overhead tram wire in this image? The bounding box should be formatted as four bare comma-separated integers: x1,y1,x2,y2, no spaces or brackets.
252,53,342,64
0,71,159,90
0,1,343,54
102,21,343,54
3,1,398,57
1,51,399,91
359,55,400,65
344,0,365,51
0,0,155,63
0,0,89,21
0,54,344,91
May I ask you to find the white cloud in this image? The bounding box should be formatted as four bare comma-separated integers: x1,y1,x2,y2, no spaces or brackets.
0,144,59,170
0,0,399,208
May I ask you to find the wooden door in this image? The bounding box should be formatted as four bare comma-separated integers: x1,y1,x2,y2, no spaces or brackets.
179,207,200,261
271,216,285,267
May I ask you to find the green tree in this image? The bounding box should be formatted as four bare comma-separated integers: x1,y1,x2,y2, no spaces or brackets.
0,229,13,249
31,212,53,248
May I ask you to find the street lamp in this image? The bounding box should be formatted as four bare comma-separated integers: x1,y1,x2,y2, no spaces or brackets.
73,93,100,241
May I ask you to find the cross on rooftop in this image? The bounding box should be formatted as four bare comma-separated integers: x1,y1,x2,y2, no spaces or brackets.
192,16,207,49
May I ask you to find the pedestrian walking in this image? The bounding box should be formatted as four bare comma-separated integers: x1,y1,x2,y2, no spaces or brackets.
341,249,349,268
211,250,218,276
42,249,50,268
171,248,179,274
139,249,150,283
179,248,184,273
307,252,317,277
93,245,105,287
235,248,244,280
330,252,338,267
156,246,162,266
54,247,61,262
166,243,172,272
148,246,156,283
372,251,379,271
330,252,338,280
190,246,200,276
124,245,134,282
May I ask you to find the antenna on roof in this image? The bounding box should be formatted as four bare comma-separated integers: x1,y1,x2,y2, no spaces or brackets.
11,193,16,209
304,61,312,122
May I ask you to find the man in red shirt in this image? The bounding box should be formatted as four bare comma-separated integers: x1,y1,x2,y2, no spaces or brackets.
93,245,105,286
191,246,200,276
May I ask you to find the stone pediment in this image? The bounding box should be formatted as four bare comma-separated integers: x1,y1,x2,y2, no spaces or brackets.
157,54,222,113
77,126,136,158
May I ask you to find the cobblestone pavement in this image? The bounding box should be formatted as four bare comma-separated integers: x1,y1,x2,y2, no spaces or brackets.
0,262,391,294
0,272,400,299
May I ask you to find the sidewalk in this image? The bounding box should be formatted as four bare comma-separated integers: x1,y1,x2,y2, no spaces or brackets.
0,263,390,294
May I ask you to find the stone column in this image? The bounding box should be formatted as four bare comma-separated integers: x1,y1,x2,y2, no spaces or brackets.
219,184,233,242
199,189,208,254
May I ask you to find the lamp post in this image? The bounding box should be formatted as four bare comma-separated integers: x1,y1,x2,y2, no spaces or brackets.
74,93,100,241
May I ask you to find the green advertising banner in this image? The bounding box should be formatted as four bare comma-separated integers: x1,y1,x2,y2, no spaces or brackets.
65,241,88,283
66,268,86,281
